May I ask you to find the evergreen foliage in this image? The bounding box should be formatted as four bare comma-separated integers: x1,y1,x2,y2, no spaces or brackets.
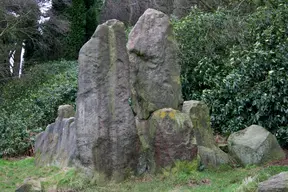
85,0,103,40
174,0,288,146
0,60,78,157
66,0,86,59
66,0,103,58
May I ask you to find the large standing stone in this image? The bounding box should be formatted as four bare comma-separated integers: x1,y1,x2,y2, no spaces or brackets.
258,172,288,192
127,8,182,120
76,19,138,182
35,105,76,167
228,125,285,166
182,100,234,167
137,108,197,173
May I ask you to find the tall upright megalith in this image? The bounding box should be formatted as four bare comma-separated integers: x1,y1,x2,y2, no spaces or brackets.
127,8,183,120
76,19,138,182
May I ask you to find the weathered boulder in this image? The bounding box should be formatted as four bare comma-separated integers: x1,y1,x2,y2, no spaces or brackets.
182,100,234,167
127,8,182,120
182,101,214,148
35,105,77,167
228,125,285,166
16,178,42,192
258,172,288,192
197,146,232,167
56,104,75,121
76,19,138,182
137,108,197,173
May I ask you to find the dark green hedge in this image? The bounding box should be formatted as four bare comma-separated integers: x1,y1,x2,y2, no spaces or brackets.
174,1,288,146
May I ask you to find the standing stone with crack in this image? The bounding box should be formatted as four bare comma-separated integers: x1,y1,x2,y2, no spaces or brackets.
76,19,138,182
127,8,183,120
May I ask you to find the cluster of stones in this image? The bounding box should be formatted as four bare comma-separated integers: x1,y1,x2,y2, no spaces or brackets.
35,8,285,186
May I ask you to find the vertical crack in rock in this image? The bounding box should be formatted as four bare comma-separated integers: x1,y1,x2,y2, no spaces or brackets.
76,19,138,182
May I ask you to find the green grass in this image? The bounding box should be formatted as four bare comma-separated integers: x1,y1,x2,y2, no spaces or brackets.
1,158,288,192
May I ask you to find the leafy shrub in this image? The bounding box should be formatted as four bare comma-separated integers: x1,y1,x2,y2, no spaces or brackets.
0,60,78,157
174,1,288,146
173,8,246,100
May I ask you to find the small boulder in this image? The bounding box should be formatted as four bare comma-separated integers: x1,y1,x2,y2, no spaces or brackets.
16,178,42,192
228,125,285,166
56,104,75,121
138,108,198,173
258,172,288,192
197,146,233,167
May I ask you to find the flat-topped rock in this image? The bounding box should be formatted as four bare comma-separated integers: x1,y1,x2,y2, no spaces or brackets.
258,172,288,192
228,125,285,166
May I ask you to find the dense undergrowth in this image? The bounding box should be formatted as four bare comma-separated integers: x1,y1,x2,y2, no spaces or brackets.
1,157,288,192
0,60,78,157
174,0,288,146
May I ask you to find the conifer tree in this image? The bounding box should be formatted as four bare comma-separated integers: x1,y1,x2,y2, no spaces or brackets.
67,0,86,59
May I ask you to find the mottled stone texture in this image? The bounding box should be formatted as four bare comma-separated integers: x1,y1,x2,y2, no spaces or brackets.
258,172,288,192
35,105,76,167
182,100,233,167
228,125,285,166
137,108,197,173
127,8,182,120
76,19,138,182
56,104,75,121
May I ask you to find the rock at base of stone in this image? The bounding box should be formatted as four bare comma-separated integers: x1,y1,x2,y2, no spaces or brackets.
228,125,285,166
258,172,288,192
198,146,234,168
35,116,77,167
182,100,214,148
137,108,198,173
182,100,234,167
16,178,42,192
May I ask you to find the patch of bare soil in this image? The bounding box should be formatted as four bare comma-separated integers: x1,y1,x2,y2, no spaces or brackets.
267,149,288,166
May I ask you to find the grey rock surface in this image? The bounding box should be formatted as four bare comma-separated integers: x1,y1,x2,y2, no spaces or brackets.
137,108,197,173
258,172,288,192
76,19,138,182
56,104,75,121
182,100,234,167
127,8,182,120
228,125,285,166
35,105,77,167
15,178,42,192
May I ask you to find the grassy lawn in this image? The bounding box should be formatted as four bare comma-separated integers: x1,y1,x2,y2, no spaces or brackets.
1,157,288,192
